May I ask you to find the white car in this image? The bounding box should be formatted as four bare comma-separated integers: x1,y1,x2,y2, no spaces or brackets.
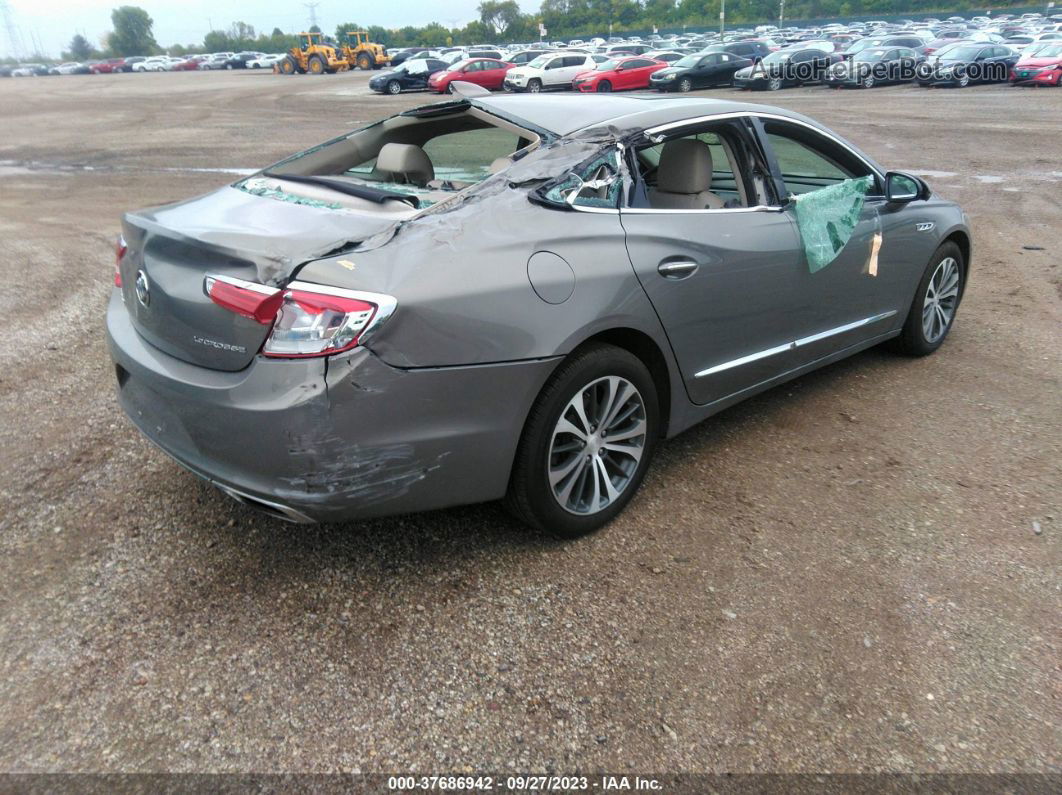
502,52,596,92
133,56,171,72
247,54,283,69
51,62,86,75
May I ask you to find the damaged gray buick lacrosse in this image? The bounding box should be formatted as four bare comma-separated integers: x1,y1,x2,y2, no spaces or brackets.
108,91,970,537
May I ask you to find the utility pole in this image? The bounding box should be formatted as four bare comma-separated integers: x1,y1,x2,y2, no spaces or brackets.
304,2,319,31
720,0,726,42
779,0,786,28
1,0,25,59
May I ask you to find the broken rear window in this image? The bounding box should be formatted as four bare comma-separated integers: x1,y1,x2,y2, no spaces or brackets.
238,105,539,214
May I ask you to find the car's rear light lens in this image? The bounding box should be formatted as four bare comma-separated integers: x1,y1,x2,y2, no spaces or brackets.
205,275,284,324
114,235,127,287
203,276,396,358
262,285,377,357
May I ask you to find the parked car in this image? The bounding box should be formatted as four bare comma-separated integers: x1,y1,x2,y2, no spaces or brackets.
709,39,774,62
916,43,1019,86
825,47,923,88
504,52,596,92
732,48,833,90
172,55,207,71
107,94,970,535
90,58,126,74
133,56,172,72
504,49,548,66
225,52,265,69
572,56,666,92
643,50,685,63
198,53,233,70
369,58,449,94
49,62,90,75
11,63,48,76
650,51,752,91
428,58,513,93
1009,42,1062,85
247,54,283,70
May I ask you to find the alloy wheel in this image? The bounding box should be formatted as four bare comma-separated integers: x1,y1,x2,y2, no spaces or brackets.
922,257,960,343
679,78,692,92
548,376,646,516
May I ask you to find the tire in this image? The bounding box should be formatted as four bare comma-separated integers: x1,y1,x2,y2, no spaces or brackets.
505,343,660,538
357,53,372,70
767,76,783,91
527,78,542,93
308,55,325,75
956,71,969,88
279,56,296,75
596,79,612,92
445,82,455,93
387,80,401,94
891,241,965,356
678,77,692,92
862,74,875,88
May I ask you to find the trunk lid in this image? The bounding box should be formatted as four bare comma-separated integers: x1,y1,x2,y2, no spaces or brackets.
119,185,398,371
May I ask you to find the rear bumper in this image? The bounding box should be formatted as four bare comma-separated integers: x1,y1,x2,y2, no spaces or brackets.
107,290,559,522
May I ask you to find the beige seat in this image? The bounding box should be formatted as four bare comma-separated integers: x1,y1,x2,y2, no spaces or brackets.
648,139,725,210
371,143,435,187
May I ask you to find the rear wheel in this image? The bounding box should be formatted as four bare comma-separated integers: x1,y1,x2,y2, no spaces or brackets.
308,55,326,75
596,79,612,92
505,344,659,538
892,241,965,356
387,79,401,94
527,78,542,93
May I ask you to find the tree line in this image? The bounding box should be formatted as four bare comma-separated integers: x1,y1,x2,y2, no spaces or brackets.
43,1,1030,63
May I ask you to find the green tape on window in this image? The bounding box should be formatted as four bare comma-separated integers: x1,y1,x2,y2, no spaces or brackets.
793,175,874,272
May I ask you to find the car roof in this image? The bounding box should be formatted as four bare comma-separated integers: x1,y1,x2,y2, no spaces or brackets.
472,94,812,137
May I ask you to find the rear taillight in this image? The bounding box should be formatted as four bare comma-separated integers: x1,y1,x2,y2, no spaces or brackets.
203,276,396,358
205,275,284,324
115,235,127,287
262,283,377,358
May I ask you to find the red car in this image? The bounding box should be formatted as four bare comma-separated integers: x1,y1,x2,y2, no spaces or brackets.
172,55,205,71
572,56,667,92
427,58,513,93
1010,43,1062,85
90,58,126,74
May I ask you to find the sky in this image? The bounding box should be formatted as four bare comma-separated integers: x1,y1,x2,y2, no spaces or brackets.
2,0,538,58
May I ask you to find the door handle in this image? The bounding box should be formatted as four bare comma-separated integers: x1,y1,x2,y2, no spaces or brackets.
657,260,698,279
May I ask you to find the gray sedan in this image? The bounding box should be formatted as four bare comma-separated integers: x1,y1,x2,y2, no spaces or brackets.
107,93,970,537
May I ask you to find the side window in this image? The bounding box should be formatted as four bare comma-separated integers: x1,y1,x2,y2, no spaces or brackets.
763,121,877,196
544,59,561,70
422,127,521,183
626,58,654,68
564,56,587,67
636,125,757,208
702,54,722,65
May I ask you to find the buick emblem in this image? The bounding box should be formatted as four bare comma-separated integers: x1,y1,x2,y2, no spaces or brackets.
134,270,150,307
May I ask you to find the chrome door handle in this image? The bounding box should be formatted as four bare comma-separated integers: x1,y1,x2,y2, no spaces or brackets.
657,260,699,279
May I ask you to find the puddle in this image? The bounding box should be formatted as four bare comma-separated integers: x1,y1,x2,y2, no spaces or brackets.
910,169,958,179
0,159,257,178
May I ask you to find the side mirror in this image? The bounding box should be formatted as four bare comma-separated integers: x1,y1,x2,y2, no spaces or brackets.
885,171,924,203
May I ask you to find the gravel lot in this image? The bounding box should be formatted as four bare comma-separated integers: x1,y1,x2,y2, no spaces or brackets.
0,70,1058,776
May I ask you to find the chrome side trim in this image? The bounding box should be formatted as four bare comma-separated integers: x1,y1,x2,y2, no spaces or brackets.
694,311,897,378
286,280,399,345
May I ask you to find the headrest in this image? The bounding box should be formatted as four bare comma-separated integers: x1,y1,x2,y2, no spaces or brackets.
656,139,713,195
373,143,434,186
